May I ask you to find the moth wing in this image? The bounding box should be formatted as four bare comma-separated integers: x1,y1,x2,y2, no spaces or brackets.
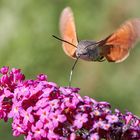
101,19,140,63
60,7,78,58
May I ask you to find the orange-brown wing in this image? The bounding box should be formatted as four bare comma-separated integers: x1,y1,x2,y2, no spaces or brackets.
59,7,78,59
101,19,140,63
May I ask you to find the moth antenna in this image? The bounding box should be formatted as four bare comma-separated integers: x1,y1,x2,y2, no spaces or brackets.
76,33,80,43
69,57,79,87
85,41,100,49
52,35,77,48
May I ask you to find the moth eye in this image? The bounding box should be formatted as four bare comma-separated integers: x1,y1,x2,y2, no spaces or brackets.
82,52,88,55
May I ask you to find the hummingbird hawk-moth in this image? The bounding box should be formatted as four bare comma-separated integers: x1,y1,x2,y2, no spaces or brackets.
53,7,140,86
54,7,140,63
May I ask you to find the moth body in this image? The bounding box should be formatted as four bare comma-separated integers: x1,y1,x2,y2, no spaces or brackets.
76,40,103,61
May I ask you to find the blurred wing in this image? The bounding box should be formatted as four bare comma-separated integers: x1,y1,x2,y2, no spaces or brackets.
101,19,140,63
60,7,78,58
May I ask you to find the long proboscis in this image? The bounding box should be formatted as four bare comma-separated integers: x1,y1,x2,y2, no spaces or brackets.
52,34,78,87
69,57,79,87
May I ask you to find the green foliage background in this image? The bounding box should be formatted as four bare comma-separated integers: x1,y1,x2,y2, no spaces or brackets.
0,0,140,139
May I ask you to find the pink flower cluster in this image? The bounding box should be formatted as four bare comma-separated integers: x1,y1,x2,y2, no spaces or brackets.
0,66,140,140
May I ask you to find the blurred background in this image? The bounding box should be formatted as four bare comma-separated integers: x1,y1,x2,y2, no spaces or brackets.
0,0,140,139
